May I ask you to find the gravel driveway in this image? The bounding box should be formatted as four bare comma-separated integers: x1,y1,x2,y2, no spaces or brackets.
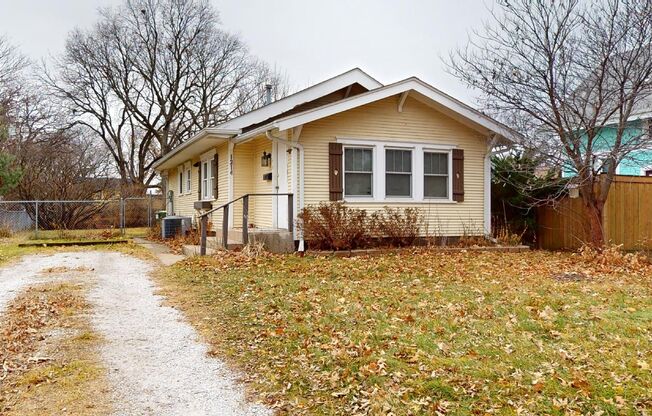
0,251,271,416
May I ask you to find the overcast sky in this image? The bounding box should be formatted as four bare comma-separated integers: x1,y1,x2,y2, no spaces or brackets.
0,0,493,103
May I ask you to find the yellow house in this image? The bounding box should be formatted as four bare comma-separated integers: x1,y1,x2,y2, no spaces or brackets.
153,68,516,251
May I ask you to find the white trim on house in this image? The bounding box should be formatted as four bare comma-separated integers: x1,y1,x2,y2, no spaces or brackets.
337,138,456,204
218,68,382,131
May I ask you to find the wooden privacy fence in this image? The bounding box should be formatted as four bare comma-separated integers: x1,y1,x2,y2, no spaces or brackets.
537,175,652,250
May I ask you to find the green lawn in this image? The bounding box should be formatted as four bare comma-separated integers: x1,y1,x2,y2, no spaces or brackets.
159,249,652,415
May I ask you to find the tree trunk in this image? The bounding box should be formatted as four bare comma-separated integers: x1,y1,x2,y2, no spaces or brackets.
584,200,605,248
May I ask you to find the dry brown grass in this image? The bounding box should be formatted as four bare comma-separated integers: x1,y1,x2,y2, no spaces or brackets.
0,283,111,415
158,249,652,415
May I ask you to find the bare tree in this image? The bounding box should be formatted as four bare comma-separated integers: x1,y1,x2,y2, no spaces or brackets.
45,0,286,189
449,0,652,247
0,36,29,195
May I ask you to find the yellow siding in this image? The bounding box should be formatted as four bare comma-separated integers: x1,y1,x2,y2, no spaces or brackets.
167,161,199,221
251,137,274,228
207,142,228,230
165,143,229,233
298,95,488,236
232,141,254,227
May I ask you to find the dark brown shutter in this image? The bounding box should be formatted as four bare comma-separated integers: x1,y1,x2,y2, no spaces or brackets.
452,149,464,202
213,153,219,199
329,142,343,201
197,163,202,198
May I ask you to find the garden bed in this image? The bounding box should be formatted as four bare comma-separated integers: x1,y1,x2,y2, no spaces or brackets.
309,244,530,257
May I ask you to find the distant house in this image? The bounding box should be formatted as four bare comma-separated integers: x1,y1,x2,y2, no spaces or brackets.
153,68,517,247
563,77,652,177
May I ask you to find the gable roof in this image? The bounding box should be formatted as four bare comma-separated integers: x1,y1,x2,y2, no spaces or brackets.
218,68,382,131
154,70,519,171
233,77,520,144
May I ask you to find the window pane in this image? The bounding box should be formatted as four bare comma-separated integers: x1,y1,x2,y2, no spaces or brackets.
345,173,372,196
345,148,372,172
386,149,411,173
362,149,372,171
424,152,448,175
425,176,448,198
386,173,411,197
179,171,183,193
210,160,216,198
344,148,354,171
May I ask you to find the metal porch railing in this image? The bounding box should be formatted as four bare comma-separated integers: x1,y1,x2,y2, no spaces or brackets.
198,193,294,255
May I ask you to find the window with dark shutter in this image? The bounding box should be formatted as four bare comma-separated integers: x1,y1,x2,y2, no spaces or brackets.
344,147,373,197
424,151,448,198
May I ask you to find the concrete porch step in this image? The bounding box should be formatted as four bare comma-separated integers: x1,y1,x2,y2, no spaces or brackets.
208,227,294,253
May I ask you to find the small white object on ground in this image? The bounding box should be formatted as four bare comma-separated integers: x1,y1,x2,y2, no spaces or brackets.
0,251,271,416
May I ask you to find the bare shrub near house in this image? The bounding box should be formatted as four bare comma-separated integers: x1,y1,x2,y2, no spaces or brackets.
371,207,423,247
299,202,425,250
299,202,372,250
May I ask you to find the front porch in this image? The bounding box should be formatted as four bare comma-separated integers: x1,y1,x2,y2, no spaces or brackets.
206,227,294,253
198,192,295,254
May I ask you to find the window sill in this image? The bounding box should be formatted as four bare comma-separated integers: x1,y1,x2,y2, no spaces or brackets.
343,198,457,204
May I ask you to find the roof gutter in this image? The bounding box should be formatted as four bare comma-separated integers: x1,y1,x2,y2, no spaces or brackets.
265,130,305,253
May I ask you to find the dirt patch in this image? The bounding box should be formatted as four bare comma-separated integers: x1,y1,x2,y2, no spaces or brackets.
0,282,110,415
39,266,95,275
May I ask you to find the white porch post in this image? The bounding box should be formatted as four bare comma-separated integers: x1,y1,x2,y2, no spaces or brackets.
484,136,497,236
227,140,235,228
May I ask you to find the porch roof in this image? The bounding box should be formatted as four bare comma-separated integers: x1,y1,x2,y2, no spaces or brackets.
153,128,237,171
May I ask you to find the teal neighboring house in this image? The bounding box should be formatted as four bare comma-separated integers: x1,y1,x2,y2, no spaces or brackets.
563,110,652,177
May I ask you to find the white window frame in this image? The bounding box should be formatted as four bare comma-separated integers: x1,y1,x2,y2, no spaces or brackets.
384,147,413,198
343,145,375,199
337,137,456,204
200,150,216,201
185,164,191,194
423,149,453,200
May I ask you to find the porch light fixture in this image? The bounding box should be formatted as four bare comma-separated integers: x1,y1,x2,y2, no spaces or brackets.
261,151,272,167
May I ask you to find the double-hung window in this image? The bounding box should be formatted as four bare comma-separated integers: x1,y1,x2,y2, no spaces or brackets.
202,160,210,200
201,157,217,200
424,151,449,198
344,147,373,197
385,149,412,197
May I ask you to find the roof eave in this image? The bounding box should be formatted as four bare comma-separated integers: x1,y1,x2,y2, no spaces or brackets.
152,128,240,171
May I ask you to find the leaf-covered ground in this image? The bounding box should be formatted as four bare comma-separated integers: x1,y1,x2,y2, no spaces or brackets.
159,249,652,415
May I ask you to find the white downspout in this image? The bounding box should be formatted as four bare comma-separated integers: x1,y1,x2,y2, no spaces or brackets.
265,130,305,252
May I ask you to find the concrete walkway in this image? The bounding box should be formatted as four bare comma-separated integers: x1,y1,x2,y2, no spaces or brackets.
133,238,185,266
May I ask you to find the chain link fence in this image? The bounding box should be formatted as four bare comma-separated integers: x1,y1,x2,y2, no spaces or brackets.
0,196,165,239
